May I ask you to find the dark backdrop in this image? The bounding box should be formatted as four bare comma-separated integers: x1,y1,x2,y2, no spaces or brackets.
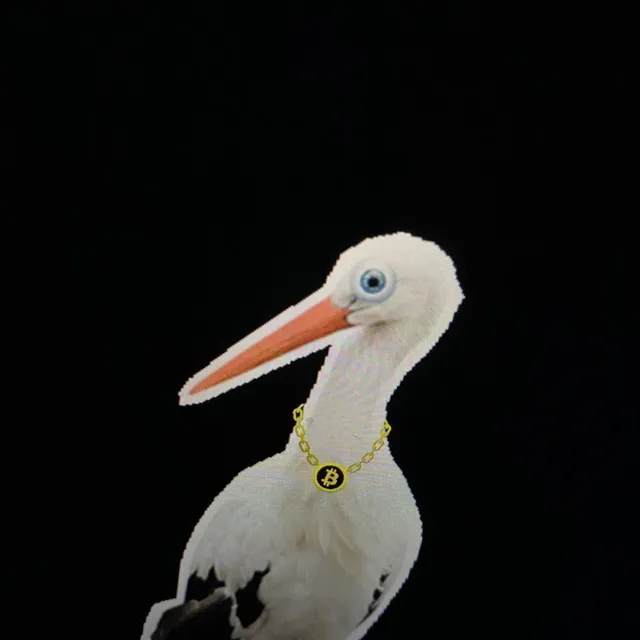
5,4,631,640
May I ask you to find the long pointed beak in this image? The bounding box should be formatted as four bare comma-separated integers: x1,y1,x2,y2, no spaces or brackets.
179,292,353,405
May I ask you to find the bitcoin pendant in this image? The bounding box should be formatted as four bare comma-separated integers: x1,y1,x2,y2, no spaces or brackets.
313,462,348,492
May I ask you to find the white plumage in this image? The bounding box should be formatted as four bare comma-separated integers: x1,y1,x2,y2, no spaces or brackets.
141,232,464,640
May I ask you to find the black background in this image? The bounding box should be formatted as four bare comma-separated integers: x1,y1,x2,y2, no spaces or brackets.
5,3,634,640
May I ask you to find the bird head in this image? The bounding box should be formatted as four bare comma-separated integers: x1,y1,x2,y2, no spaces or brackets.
326,232,462,327
179,232,463,406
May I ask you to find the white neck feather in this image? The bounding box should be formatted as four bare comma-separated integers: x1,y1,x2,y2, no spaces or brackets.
285,297,458,467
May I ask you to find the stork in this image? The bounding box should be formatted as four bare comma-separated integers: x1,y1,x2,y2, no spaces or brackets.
141,232,464,640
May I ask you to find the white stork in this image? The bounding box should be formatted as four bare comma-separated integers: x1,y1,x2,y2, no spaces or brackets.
141,231,464,640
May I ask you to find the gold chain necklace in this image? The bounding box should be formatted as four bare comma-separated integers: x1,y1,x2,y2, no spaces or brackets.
292,404,392,493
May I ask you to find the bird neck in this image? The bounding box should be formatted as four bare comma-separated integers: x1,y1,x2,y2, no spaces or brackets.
287,321,428,466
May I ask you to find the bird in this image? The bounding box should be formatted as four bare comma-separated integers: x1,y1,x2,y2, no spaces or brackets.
141,231,464,640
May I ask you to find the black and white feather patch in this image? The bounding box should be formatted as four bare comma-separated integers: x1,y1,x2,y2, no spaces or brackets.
151,594,233,640
235,566,270,628
150,565,270,640
185,566,226,602
360,572,390,624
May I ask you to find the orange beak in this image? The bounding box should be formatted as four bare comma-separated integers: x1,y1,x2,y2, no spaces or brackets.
180,295,352,404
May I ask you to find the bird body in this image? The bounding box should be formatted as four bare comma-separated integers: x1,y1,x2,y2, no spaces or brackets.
142,232,463,639
159,449,421,640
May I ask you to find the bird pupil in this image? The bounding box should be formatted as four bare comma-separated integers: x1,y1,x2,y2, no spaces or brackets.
368,277,380,287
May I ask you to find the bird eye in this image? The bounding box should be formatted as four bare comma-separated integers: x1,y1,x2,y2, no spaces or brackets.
351,262,396,303
360,269,386,294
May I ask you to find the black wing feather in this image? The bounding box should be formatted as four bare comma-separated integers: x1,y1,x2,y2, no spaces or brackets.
235,566,270,628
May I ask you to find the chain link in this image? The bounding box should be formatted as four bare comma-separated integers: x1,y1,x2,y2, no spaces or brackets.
292,412,319,466
292,403,391,475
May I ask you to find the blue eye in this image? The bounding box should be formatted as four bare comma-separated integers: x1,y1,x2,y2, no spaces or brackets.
351,261,396,303
360,269,386,294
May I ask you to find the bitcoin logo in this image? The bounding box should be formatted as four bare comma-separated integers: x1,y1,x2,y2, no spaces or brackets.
321,467,340,487
313,462,347,492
